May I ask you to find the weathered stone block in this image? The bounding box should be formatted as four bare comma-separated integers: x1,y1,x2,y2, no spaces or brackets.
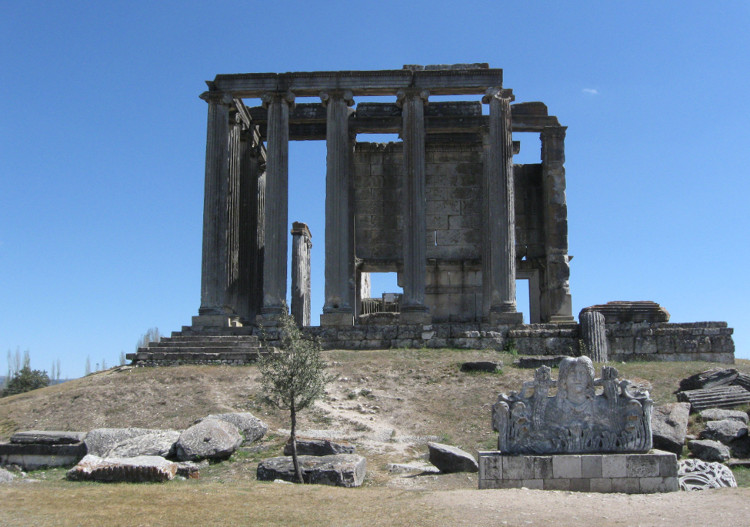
553,455,582,479
626,454,660,478
602,455,627,478
589,477,613,492
544,478,570,490
520,478,543,489
581,455,603,478
502,455,534,480
611,477,640,493
256,454,366,487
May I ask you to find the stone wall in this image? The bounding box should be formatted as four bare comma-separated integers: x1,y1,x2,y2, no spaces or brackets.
608,322,734,363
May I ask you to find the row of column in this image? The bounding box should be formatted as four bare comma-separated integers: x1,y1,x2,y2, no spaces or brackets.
196,86,526,327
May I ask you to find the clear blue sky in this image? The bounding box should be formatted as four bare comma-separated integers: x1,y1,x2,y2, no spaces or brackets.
1,1,748,378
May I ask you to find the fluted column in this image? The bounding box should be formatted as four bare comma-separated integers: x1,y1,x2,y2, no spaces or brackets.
541,126,574,322
320,90,355,326
580,310,608,362
291,222,313,327
397,88,431,324
483,88,523,325
197,91,235,320
226,110,242,313
259,91,294,320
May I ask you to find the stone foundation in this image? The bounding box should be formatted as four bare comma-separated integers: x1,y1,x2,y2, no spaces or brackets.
478,451,679,493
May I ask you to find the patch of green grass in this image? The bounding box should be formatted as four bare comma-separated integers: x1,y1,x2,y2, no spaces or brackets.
731,466,750,487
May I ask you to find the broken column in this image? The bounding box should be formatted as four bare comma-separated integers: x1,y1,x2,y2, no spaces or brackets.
397,88,431,325
258,91,294,323
580,310,608,362
320,90,355,326
482,88,523,325
541,126,574,322
291,222,312,327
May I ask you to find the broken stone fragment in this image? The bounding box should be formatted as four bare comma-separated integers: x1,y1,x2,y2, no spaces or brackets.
678,458,737,490
427,442,478,473
256,454,366,487
687,439,731,462
651,403,690,456
175,418,242,461
199,412,268,444
0,467,15,483
66,455,177,483
103,430,180,458
699,419,748,444
699,408,749,424
283,438,355,457
84,428,155,457
10,431,86,445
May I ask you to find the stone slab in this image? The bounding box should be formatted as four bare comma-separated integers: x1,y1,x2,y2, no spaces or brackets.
0,442,86,470
10,431,86,445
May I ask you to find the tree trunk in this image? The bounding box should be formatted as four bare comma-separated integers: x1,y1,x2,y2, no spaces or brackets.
290,401,303,483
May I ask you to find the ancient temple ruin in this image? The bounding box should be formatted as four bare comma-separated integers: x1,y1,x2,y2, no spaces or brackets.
128,64,735,365
193,63,572,328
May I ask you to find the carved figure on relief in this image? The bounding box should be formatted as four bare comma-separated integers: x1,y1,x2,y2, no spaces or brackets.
492,356,653,454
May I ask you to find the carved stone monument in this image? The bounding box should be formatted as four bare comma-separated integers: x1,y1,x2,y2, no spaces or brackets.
480,356,677,493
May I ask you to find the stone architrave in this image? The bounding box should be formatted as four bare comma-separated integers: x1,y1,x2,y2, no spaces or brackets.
579,310,608,362
397,88,431,324
541,126,574,322
197,91,235,322
259,91,294,320
291,222,313,327
492,356,653,454
482,87,523,325
321,90,355,327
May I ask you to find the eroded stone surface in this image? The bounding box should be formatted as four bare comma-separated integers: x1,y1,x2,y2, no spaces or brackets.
66,455,177,483
0,467,15,483
651,403,690,455
678,458,737,490
492,356,652,454
699,420,748,444
687,439,731,462
10,431,86,445
175,418,242,461
256,454,366,487
200,413,268,444
700,408,748,424
283,438,355,457
103,430,180,458
427,442,478,473
85,428,154,457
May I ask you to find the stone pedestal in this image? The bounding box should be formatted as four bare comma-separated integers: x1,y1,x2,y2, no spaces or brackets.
320,312,354,327
478,451,678,493
399,310,433,325
191,314,241,328
489,311,524,325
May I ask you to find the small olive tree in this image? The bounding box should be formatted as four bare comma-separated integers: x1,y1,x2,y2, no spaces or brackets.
258,311,334,483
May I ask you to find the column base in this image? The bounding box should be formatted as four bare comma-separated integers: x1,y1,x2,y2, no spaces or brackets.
488,311,524,325
256,312,285,327
320,312,354,327
549,314,576,323
192,314,242,328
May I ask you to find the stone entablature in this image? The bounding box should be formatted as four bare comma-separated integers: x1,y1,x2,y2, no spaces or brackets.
478,451,679,493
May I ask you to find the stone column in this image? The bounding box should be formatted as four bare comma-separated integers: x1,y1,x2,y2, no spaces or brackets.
541,126,574,323
320,90,355,326
580,310,608,362
397,89,431,325
226,110,242,313
291,222,312,327
258,91,294,322
482,88,523,325
237,127,264,323
194,91,240,327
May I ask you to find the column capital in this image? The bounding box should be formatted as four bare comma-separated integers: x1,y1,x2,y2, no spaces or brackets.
541,125,567,140
482,87,514,104
395,88,430,108
200,90,234,105
319,90,354,107
261,90,296,109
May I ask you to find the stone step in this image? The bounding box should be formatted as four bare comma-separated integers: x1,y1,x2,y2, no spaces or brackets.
150,339,261,348
178,326,257,336
132,350,269,363
677,386,750,412
161,335,260,343
137,345,263,354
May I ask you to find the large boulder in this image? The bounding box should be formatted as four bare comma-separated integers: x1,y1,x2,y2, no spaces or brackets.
104,430,180,458
200,413,268,444
84,428,154,456
175,418,242,461
700,419,748,444
256,454,366,487
283,438,355,457
0,467,15,483
678,458,737,490
66,455,177,483
700,408,749,424
651,403,690,455
688,439,731,462
427,442,478,473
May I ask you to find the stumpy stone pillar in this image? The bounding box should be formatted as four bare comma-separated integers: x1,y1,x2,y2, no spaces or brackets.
320,90,355,326
194,91,239,327
291,222,312,327
482,88,523,325
397,88,431,325
541,126,574,322
258,91,294,323
580,310,609,362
